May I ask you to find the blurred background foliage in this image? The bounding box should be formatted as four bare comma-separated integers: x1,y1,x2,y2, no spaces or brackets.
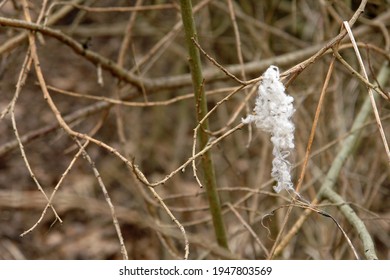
0,0,389,259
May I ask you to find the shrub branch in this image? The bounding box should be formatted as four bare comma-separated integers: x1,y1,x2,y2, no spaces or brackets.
179,0,229,250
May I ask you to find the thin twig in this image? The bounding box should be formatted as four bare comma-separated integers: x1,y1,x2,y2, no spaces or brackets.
268,202,360,259
8,11,62,229
75,138,129,259
20,141,85,237
129,0,212,74
21,113,107,236
227,203,269,258
192,85,247,189
47,83,241,107
333,51,389,100
343,21,390,164
192,37,246,85
21,0,129,258
283,0,368,79
48,2,177,13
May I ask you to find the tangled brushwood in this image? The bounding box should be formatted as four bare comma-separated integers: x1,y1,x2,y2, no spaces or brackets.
243,65,295,193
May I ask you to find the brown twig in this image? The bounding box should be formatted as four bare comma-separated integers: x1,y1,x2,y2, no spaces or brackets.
227,203,269,257
343,21,390,163
21,0,128,258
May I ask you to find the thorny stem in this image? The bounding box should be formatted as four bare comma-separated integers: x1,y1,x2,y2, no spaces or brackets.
20,0,129,259
179,0,229,250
